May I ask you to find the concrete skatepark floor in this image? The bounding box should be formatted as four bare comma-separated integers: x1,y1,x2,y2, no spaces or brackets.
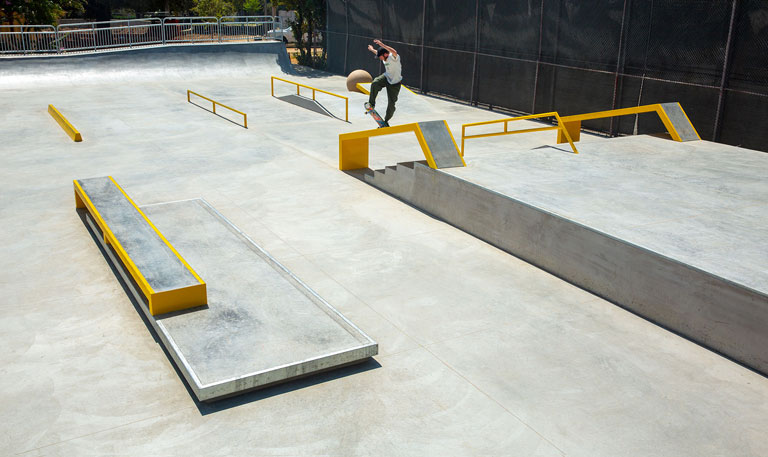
1,42,768,456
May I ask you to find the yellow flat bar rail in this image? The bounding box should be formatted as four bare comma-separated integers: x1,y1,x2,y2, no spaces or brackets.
187,90,247,128
48,104,83,142
461,112,578,156
271,76,349,122
556,103,700,143
74,177,207,316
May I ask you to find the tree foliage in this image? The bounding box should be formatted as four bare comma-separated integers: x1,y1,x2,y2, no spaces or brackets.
1,0,86,25
277,0,325,68
191,0,234,17
242,0,261,15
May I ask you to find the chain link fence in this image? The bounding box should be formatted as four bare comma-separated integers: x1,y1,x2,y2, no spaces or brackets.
326,0,768,152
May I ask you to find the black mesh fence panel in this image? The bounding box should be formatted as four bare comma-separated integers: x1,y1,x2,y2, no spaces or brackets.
540,0,624,72
326,0,768,152
347,0,381,37
424,0,477,52
729,0,768,94
327,0,346,33
478,0,541,61
382,0,424,45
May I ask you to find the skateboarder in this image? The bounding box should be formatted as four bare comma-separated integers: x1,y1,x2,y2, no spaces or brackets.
367,39,402,127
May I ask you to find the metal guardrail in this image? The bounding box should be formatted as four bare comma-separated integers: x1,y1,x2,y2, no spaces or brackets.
0,16,283,55
187,90,248,128
0,25,57,54
271,76,349,122
461,112,579,155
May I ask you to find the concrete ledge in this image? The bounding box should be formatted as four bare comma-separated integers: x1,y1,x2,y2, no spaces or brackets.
363,161,768,375
74,176,206,315
48,104,82,142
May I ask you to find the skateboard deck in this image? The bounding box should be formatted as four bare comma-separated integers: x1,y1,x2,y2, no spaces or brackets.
364,102,388,128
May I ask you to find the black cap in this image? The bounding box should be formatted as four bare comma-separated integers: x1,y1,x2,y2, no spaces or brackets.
377,48,389,58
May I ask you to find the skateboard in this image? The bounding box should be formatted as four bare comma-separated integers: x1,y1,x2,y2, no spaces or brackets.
364,102,389,128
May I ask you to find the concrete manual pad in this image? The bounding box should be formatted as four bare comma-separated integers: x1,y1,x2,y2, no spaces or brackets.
92,198,377,401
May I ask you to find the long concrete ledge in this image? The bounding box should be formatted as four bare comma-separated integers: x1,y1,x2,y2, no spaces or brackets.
361,161,768,375
75,176,207,315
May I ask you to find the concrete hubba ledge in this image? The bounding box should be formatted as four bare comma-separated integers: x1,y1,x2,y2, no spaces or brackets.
339,120,466,171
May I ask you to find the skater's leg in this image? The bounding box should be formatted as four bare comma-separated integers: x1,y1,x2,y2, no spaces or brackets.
384,82,402,122
369,74,388,107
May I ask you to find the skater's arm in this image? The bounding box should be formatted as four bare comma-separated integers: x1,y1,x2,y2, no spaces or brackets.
373,39,398,58
367,44,378,57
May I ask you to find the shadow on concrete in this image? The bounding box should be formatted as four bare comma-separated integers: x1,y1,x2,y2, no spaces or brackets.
277,94,348,122
196,358,382,415
77,208,381,412
188,101,247,128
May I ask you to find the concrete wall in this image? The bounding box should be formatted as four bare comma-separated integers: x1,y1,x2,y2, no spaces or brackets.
366,161,768,375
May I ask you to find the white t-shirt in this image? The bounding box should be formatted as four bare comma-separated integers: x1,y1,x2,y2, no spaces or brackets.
383,54,403,84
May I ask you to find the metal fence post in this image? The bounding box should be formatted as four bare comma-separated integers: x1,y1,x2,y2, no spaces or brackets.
420,0,427,93
609,0,630,137
713,0,739,142
531,0,545,113
469,0,480,106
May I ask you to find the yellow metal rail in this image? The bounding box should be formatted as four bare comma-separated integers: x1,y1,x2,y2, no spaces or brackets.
461,112,578,156
556,103,700,143
339,121,466,170
187,90,247,128
48,104,83,142
271,76,349,122
74,177,207,316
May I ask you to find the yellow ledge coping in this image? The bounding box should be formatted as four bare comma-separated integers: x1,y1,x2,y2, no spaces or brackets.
48,104,82,142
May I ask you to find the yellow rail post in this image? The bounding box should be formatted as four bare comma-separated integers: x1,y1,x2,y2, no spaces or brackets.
187,90,248,129
271,76,349,122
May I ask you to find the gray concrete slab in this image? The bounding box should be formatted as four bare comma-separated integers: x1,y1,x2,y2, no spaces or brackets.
76,176,200,292
2,43,768,456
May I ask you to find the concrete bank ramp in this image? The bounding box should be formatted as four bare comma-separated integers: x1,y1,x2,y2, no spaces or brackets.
0,42,292,88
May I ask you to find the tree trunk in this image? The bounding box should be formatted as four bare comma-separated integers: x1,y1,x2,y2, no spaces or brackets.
307,14,313,58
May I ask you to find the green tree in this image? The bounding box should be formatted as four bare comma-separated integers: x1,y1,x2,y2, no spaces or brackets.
2,0,86,25
277,0,325,68
243,0,261,15
192,0,234,17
